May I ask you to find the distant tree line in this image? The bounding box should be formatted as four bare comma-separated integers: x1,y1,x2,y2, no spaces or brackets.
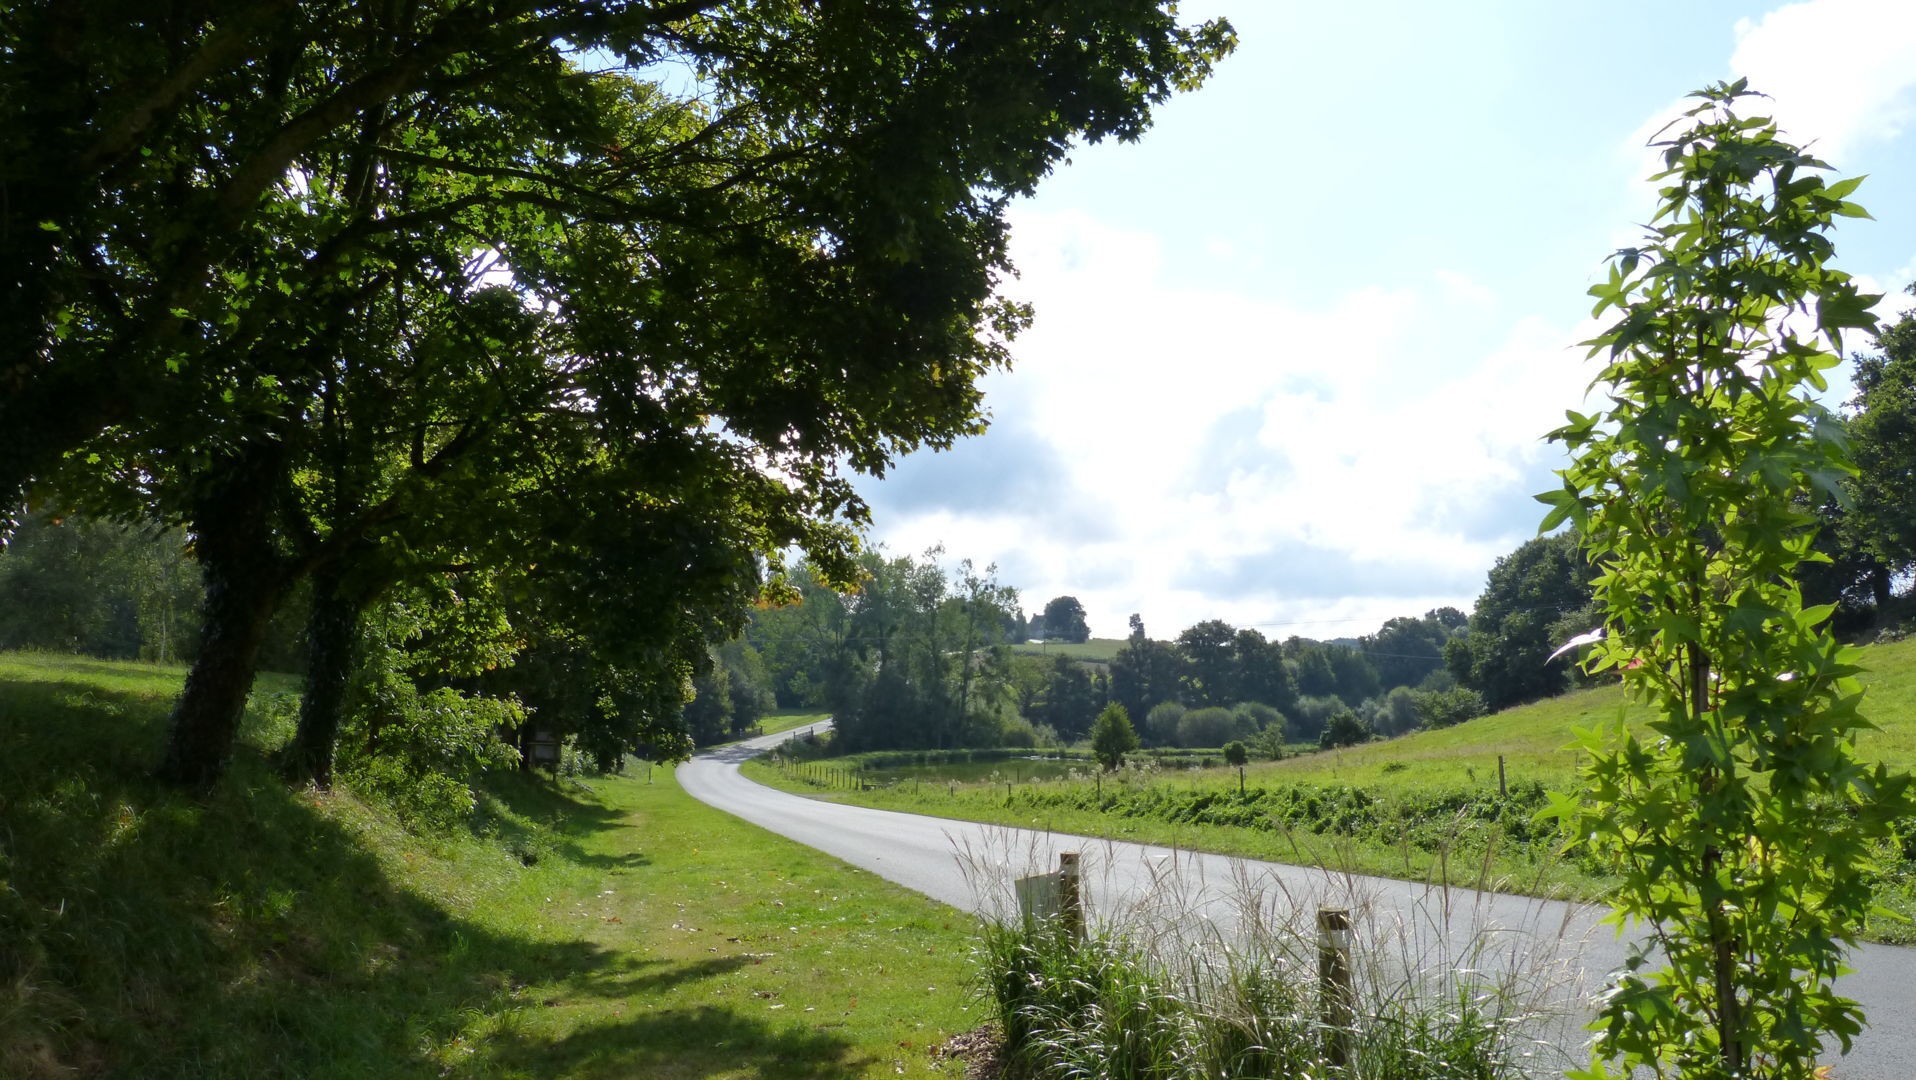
731,552,1483,756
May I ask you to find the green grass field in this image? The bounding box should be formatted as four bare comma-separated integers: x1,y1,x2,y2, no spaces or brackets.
747,636,1916,940
0,653,981,1079
1008,638,1126,662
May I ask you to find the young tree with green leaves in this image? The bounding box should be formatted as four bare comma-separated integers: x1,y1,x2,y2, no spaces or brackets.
1538,81,1915,1079
1089,704,1139,773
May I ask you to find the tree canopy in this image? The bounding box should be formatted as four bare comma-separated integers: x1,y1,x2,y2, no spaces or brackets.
1039,595,1091,643
2,2,1235,791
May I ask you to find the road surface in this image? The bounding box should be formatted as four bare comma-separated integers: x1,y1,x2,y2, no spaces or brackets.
680,725,1916,1076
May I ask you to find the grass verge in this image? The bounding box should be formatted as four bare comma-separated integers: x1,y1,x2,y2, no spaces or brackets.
0,652,980,1078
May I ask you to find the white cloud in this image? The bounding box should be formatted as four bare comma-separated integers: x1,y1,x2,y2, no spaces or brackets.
1609,0,1916,254
1729,0,1916,167
859,2,1916,642
864,207,1598,638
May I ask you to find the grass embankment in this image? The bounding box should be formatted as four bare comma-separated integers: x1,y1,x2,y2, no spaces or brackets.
0,653,977,1079
746,637,1916,940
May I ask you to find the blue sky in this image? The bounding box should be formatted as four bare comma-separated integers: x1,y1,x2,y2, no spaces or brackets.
855,0,1916,640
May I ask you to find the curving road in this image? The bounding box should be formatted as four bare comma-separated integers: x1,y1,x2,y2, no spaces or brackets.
680,724,1916,1075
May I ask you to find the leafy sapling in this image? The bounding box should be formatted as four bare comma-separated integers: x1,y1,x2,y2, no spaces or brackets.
1538,80,1916,1079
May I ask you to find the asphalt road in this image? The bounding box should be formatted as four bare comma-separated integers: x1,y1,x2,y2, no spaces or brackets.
679,724,1916,1076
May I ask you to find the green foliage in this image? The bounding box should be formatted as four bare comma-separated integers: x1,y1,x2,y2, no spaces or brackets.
1361,608,1469,693
1039,654,1104,740
1318,708,1372,750
1144,700,1187,746
1091,704,1141,772
1222,740,1249,768
1248,725,1289,761
1834,298,1916,597
1175,618,1238,705
1040,595,1092,644
7,1,1238,793
1232,700,1287,737
1445,532,1593,710
337,608,522,831
1410,686,1486,730
1176,705,1242,749
1539,81,1916,1078
765,549,1022,752
0,512,201,661
1110,614,1183,722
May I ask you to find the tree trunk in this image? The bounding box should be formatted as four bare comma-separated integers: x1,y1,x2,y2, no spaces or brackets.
1872,564,1894,610
155,445,291,792
282,563,362,788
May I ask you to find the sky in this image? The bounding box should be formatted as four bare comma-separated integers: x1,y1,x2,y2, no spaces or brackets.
851,0,1916,642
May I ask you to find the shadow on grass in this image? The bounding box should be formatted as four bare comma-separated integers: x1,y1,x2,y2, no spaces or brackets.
473,1005,865,1080
474,767,653,871
0,670,632,1079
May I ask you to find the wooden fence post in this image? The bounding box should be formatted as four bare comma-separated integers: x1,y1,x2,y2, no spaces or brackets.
1059,851,1083,941
1317,906,1355,1069
1498,754,1508,798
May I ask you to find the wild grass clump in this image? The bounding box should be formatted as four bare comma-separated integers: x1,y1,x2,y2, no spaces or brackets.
979,917,1542,1079
965,835,1576,1080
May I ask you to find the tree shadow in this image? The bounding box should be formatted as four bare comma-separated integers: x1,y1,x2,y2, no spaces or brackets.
472,769,652,870
473,1005,867,1080
0,670,642,1078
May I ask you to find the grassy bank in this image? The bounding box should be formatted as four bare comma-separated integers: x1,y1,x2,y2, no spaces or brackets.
0,652,978,1078
746,636,1916,940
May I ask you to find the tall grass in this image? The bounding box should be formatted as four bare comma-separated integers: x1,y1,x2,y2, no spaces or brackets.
963,834,1580,1079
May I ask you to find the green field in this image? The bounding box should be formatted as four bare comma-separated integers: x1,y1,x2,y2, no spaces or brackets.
747,636,1916,940
1008,638,1126,662
751,710,831,739
0,653,981,1079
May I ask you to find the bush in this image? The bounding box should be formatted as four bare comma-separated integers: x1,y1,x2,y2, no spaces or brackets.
1410,686,1485,729
1249,726,1287,761
1232,701,1286,736
1144,701,1185,746
1317,708,1371,750
338,637,522,831
1177,706,1241,749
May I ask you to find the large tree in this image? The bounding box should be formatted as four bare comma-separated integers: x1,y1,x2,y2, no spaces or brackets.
1841,299,1916,594
1444,531,1592,710
1109,614,1181,723
5,3,1235,790
1039,595,1091,643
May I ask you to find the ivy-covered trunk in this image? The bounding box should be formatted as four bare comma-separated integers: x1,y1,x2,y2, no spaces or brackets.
281,563,362,789
155,446,292,793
